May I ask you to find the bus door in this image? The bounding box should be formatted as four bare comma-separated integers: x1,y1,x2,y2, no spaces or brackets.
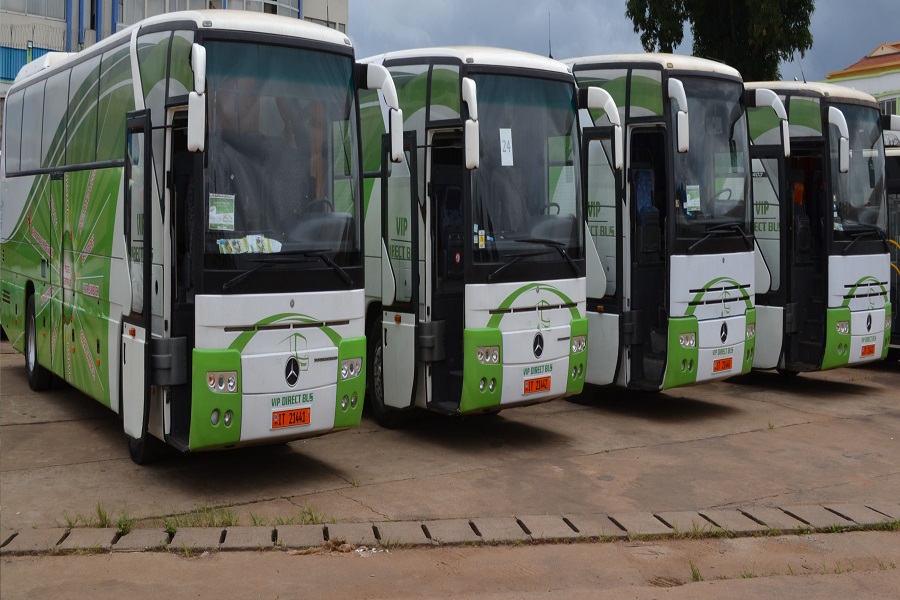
582,127,624,386
380,131,420,409
427,131,466,407
121,111,153,440
750,146,789,369
627,128,668,388
784,147,828,369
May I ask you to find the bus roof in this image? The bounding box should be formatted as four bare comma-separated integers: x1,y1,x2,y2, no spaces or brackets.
364,46,571,76
13,9,351,86
745,81,878,105
563,53,741,79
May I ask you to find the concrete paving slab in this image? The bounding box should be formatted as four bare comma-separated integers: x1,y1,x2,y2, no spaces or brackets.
699,509,769,534
221,526,275,550
326,523,378,547
517,515,580,541
563,513,625,538
866,503,900,520
824,504,895,526
780,505,856,530
607,512,672,536
112,529,169,552
374,521,432,547
423,519,481,545
471,517,530,543
0,528,67,554
276,524,325,549
739,506,806,531
58,528,118,551
655,511,714,535
169,527,223,551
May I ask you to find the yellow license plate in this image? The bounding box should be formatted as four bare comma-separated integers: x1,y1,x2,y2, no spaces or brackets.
713,357,733,373
523,376,551,395
861,344,875,357
272,407,310,429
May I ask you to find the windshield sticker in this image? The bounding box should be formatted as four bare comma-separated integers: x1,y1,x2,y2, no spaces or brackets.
500,128,514,166
685,185,701,211
209,193,236,231
478,229,486,249
217,235,283,254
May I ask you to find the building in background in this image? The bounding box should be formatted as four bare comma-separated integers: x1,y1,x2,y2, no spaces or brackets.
826,42,900,118
0,1,348,137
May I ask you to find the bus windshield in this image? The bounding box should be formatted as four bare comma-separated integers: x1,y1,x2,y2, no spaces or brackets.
204,41,360,277
469,72,584,274
831,103,886,239
672,77,751,253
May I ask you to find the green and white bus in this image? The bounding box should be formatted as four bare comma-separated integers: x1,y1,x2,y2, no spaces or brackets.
359,47,607,425
0,10,402,462
886,139,900,353
747,82,896,372
564,54,784,390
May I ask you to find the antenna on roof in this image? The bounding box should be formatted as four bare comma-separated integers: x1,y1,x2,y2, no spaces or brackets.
548,12,553,59
795,51,807,83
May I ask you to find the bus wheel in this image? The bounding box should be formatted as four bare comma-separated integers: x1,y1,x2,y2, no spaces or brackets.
367,321,408,428
776,368,799,377
127,433,164,465
25,294,52,391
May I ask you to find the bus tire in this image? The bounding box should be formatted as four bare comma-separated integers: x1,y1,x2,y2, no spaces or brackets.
127,432,164,465
776,368,799,377
366,320,408,428
25,294,52,391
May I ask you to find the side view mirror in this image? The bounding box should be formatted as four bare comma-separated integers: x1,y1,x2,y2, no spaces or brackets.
579,86,623,170
668,78,689,153
187,43,207,152
828,106,849,174
462,77,480,170
747,87,791,158
361,63,404,163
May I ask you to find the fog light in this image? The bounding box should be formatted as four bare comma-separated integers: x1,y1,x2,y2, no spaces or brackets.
488,378,496,392
341,395,349,411
681,359,687,372
689,359,694,372
578,364,583,377
227,374,237,392
210,409,220,426
350,393,358,408
479,378,486,391
223,410,233,427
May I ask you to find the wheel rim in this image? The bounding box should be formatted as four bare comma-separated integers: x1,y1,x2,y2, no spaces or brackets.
373,341,385,406
26,313,36,371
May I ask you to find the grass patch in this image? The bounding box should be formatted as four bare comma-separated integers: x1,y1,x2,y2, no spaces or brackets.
689,560,704,582
162,505,239,531
116,511,135,536
272,505,332,526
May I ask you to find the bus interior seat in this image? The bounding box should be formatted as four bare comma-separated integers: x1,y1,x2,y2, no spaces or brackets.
492,166,527,232
633,167,659,255
286,213,354,250
789,169,811,253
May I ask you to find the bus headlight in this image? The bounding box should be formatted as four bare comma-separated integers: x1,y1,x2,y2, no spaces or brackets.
746,323,755,340
477,346,500,364
340,358,362,380
836,321,850,335
571,335,586,353
679,333,696,348
207,371,238,393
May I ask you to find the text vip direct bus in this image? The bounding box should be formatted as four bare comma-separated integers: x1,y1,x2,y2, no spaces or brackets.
886,137,900,352
0,10,401,462
747,82,896,372
565,54,783,391
359,47,609,425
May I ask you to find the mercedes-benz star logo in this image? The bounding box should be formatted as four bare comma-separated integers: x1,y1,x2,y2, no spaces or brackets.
285,356,300,387
866,314,872,332
720,322,728,344
533,332,544,359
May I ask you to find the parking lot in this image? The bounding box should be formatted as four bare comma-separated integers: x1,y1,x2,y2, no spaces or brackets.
2,340,899,597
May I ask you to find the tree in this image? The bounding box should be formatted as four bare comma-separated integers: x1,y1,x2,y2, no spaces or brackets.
625,0,815,81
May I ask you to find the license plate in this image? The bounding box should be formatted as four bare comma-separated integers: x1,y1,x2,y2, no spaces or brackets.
523,376,551,395
713,357,733,373
271,407,310,429
861,344,875,357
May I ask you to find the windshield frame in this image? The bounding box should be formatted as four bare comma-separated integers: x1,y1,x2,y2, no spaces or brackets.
199,34,363,294
828,101,888,254
669,74,753,256
465,66,586,284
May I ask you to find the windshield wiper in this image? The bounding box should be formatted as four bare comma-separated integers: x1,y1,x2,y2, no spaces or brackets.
221,248,352,291
487,250,548,282
688,222,751,254
512,237,582,278
842,224,887,255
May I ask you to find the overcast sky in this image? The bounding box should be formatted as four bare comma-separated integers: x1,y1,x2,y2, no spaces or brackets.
347,0,898,82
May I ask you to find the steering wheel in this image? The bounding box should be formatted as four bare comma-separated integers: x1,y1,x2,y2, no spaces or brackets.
299,197,334,216
544,202,561,215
